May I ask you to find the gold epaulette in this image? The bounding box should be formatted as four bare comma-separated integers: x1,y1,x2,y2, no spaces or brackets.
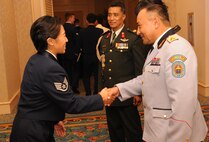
127,28,136,33
167,35,179,43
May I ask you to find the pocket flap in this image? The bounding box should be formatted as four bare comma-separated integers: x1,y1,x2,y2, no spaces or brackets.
152,109,172,119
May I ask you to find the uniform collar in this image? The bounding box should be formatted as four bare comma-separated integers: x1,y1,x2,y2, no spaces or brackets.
111,24,124,38
46,50,57,60
153,28,171,49
38,50,58,63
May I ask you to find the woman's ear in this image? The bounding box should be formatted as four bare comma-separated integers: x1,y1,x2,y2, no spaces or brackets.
47,38,54,46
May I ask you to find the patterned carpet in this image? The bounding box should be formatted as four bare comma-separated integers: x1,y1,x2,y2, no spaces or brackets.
0,95,209,142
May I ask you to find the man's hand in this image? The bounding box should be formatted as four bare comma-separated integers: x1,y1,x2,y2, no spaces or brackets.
107,87,120,98
100,87,119,106
133,96,142,106
54,121,66,137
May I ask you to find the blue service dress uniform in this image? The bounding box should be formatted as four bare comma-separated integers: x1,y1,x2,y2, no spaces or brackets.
99,26,150,142
10,51,104,142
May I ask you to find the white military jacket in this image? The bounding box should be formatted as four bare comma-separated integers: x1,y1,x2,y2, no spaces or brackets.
117,31,208,142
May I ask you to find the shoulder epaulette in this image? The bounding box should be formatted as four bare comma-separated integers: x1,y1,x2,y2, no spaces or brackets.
102,30,111,39
167,34,179,43
102,30,111,36
127,28,137,34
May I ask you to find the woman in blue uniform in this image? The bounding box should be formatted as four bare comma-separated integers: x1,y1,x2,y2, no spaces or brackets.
10,15,112,142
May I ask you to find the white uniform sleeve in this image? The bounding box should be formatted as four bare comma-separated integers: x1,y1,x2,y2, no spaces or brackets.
116,75,142,101
165,38,197,139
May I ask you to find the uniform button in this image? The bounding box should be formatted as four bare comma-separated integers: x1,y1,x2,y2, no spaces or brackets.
109,49,112,52
120,50,123,52
142,81,144,84
109,77,112,80
108,69,112,71
163,115,167,118
109,60,112,63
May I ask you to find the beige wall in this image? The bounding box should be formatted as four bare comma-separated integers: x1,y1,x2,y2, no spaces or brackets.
0,0,21,114
164,0,176,26
204,0,209,95
206,0,209,86
0,0,49,114
165,0,209,96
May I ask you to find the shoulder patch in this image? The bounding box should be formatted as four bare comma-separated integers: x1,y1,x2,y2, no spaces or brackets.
167,35,178,43
54,77,68,92
169,54,187,78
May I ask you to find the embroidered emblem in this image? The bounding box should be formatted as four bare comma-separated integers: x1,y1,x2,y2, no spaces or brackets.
54,77,68,92
120,32,129,42
169,54,187,78
169,54,187,63
167,35,178,43
115,43,128,49
172,61,185,78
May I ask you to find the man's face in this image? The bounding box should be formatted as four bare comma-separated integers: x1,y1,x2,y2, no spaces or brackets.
107,7,126,31
136,9,155,45
70,15,75,24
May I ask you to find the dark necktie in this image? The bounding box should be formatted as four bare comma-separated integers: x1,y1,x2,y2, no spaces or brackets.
111,32,116,46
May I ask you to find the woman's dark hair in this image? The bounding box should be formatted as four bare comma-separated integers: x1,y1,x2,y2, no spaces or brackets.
108,1,126,14
135,0,170,22
30,15,62,52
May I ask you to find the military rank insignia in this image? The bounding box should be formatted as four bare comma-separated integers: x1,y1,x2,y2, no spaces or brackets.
106,32,111,38
167,35,178,43
54,77,68,92
169,54,187,78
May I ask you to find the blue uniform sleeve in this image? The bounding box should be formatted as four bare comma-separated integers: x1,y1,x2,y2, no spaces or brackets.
42,64,104,114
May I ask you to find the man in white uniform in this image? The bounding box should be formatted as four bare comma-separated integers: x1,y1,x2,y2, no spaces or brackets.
108,0,208,141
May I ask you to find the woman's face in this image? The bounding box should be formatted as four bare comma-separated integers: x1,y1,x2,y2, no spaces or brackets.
50,25,68,55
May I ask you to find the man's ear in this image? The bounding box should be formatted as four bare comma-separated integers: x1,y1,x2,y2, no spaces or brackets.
153,16,160,29
123,14,126,21
47,38,54,46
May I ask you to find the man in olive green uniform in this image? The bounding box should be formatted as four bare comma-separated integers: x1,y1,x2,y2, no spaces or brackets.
98,1,149,142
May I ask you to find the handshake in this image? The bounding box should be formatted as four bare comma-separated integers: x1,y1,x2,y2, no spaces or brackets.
99,87,120,106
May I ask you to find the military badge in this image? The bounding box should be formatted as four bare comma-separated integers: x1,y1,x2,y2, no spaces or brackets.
120,32,129,42
54,77,68,92
150,57,160,66
169,54,187,78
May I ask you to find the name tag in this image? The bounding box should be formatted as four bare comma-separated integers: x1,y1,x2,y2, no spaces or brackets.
146,65,160,73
